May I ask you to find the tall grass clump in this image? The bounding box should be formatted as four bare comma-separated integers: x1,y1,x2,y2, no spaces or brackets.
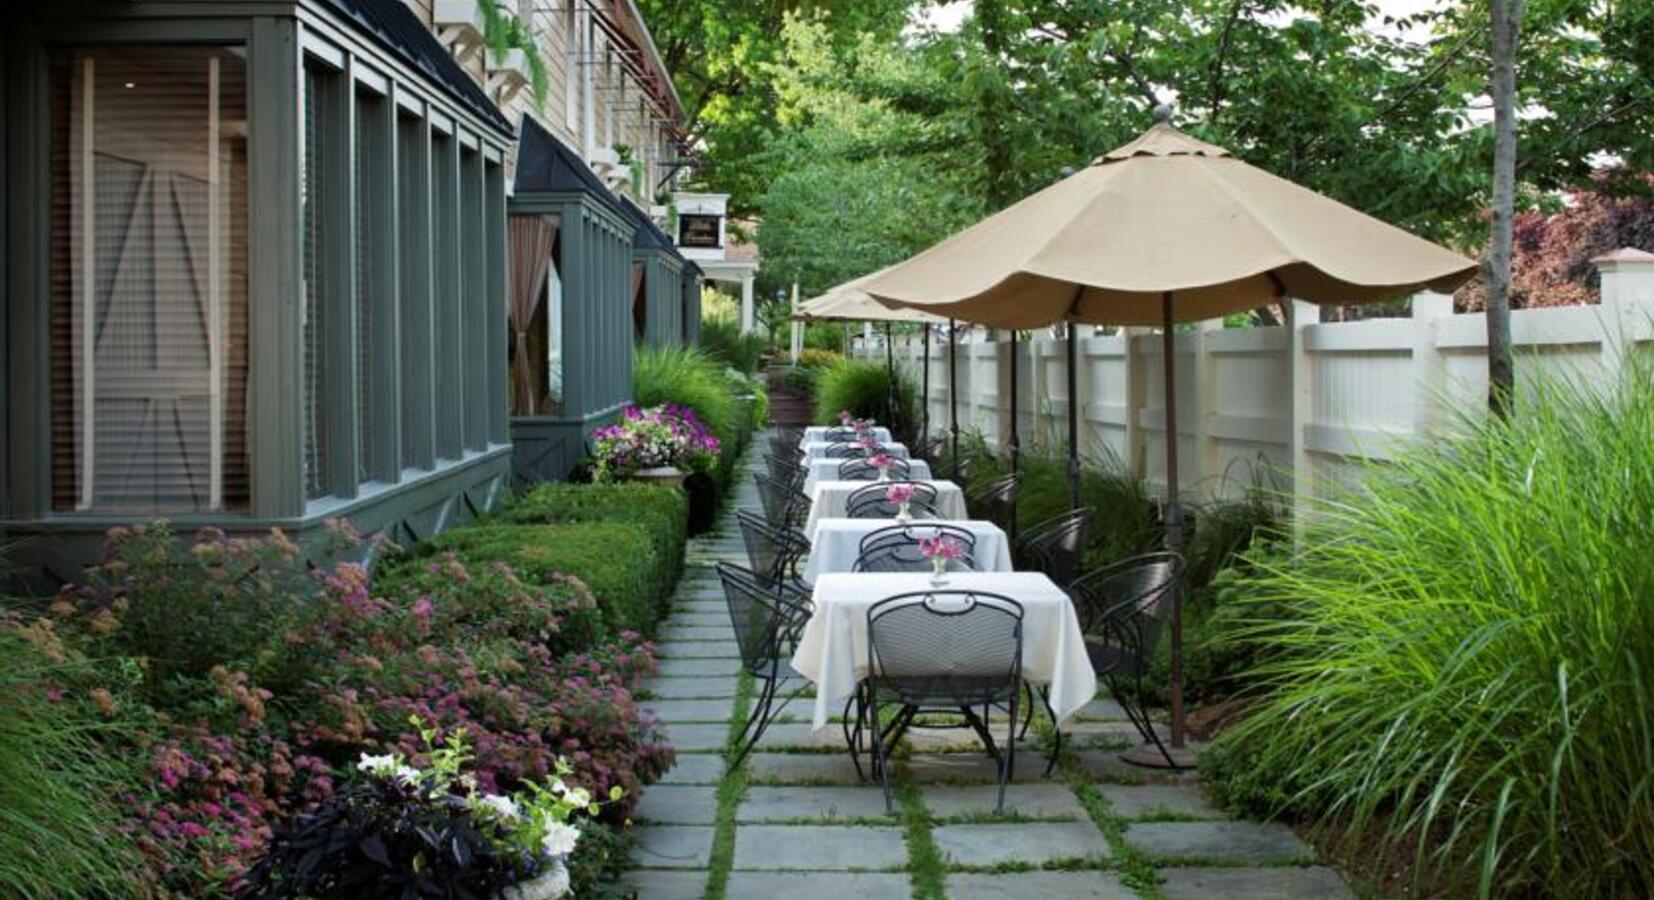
699,315,766,374
0,629,142,898
1205,365,1654,898
633,346,739,443
812,357,918,439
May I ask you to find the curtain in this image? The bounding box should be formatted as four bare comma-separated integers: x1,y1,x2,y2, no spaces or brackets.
507,215,557,415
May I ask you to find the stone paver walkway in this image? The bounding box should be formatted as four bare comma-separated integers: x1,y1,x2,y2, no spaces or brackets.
624,433,1351,899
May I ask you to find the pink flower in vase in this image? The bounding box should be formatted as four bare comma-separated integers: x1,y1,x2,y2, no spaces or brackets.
885,483,917,517
868,453,894,479
856,435,879,453
918,534,967,578
838,410,855,427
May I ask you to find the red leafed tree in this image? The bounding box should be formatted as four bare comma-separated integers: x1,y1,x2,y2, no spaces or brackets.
1459,170,1654,311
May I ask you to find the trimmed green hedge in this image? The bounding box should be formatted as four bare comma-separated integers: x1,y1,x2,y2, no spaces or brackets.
424,522,669,636
501,483,688,587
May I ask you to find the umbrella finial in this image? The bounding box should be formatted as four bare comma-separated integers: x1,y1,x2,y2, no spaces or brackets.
1153,103,1173,124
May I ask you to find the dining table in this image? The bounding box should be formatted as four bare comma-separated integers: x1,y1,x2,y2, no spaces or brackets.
798,441,911,463
791,571,1099,730
802,478,968,540
799,425,892,445
800,457,934,495
801,517,1012,581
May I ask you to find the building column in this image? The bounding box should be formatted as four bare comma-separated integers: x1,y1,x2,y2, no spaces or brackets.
740,273,756,334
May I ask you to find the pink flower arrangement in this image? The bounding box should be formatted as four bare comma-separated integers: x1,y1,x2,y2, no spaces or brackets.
885,483,917,505
868,453,894,475
918,535,967,561
856,435,880,452
838,410,855,426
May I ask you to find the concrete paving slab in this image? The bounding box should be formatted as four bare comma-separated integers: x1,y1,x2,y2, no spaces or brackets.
922,783,1087,820
1159,866,1353,899
657,657,742,677
641,677,741,700
930,821,1111,868
644,699,737,723
629,825,716,869
724,872,912,900
947,871,1136,898
633,784,719,825
620,869,707,899
657,753,727,785
1097,783,1223,820
737,785,895,822
732,825,907,871
658,722,731,752
745,752,865,786
1123,821,1314,865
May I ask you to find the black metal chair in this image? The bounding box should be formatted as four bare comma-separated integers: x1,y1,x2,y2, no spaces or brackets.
754,472,808,529
716,562,814,766
845,481,939,519
822,427,859,443
823,441,875,459
765,453,806,489
1067,552,1185,768
770,431,803,459
837,457,913,482
1014,507,1094,588
862,590,1024,812
736,510,811,597
969,472,1022,537
853,523,979,573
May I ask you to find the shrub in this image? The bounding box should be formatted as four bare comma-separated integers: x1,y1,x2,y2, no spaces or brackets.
1205,366,1654,897
0,628,144,899
501,482,688,588
699,315,766,373
424,524,670,635
812,357,919,441
634,346,739,445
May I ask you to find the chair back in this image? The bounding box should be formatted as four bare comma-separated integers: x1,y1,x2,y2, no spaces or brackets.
737,510,808,590
969,472,1021,533
754,472,791,525
854,523,979,573
824,441,872,459
716,562,804,675
1068,552,1183,662
1015,507,1093,587
766,453,804,483
866,590,1023,707
838,457,913,482
823,427,859,443
845,480,939,519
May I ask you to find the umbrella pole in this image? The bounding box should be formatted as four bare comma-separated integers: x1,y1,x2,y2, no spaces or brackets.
949,319,960,474
1161,290,1187,751
884,322,897,427
921,325,931,452
1067,319,1081,510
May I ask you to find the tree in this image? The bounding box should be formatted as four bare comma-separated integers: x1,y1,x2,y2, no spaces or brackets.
1486,0,1526,417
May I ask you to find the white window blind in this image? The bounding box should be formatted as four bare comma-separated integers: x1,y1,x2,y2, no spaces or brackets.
50,46,249,514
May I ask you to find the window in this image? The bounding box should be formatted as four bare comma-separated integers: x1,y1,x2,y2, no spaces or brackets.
50,46,250,513
396,111,433,470
354,88,378,483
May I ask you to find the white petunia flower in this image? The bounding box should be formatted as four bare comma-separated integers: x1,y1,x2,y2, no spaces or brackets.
548,778,567,795
540,821,581,858
356,753,398,776
479,793,520,821
393,765,422,786
563,787,591,809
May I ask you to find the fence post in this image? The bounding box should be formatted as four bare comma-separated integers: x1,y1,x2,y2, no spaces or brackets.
1411,292,1453,439
1287,299,1317,537
1122,327,1145,478
1192,320,1221,498
1594,248,1654,366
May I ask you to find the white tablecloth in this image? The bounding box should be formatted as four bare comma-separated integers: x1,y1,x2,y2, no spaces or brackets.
799,441,910,463
801,425,892,445
792,572,1098,730
804,479,967,540
802,518,1012,581
801,458,934,495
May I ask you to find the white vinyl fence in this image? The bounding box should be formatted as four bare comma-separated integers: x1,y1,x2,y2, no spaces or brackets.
863,252,1654,515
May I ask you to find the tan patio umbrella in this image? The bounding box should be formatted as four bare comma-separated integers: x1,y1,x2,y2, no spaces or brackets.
863,109,1478,766
796,272,951,453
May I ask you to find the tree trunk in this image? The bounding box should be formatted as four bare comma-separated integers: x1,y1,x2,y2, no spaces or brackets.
977,0,1017,209
1486,0,1525,417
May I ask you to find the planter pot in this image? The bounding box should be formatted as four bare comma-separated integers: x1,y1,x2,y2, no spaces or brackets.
631,466,686,488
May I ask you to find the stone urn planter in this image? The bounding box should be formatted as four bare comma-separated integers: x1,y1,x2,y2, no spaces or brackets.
630,466,686,488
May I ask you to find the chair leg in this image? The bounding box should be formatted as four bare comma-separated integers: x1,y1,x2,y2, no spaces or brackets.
868,689,894,813
730,675,777,767
842,685,867,782
998,689,1019,813
1040,689,1062,777
1017,682,1036,740
1106,673,1177,768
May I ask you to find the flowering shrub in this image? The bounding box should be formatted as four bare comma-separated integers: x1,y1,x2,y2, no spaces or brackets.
8,519,675,896
239,724,618,900
590,404,720,482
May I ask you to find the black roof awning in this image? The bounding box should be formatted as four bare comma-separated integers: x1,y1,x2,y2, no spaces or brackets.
319,0,514,137
618,197,685,263
514,116,631,221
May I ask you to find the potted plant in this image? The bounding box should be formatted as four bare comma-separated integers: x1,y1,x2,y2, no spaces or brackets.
590,404,720,487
